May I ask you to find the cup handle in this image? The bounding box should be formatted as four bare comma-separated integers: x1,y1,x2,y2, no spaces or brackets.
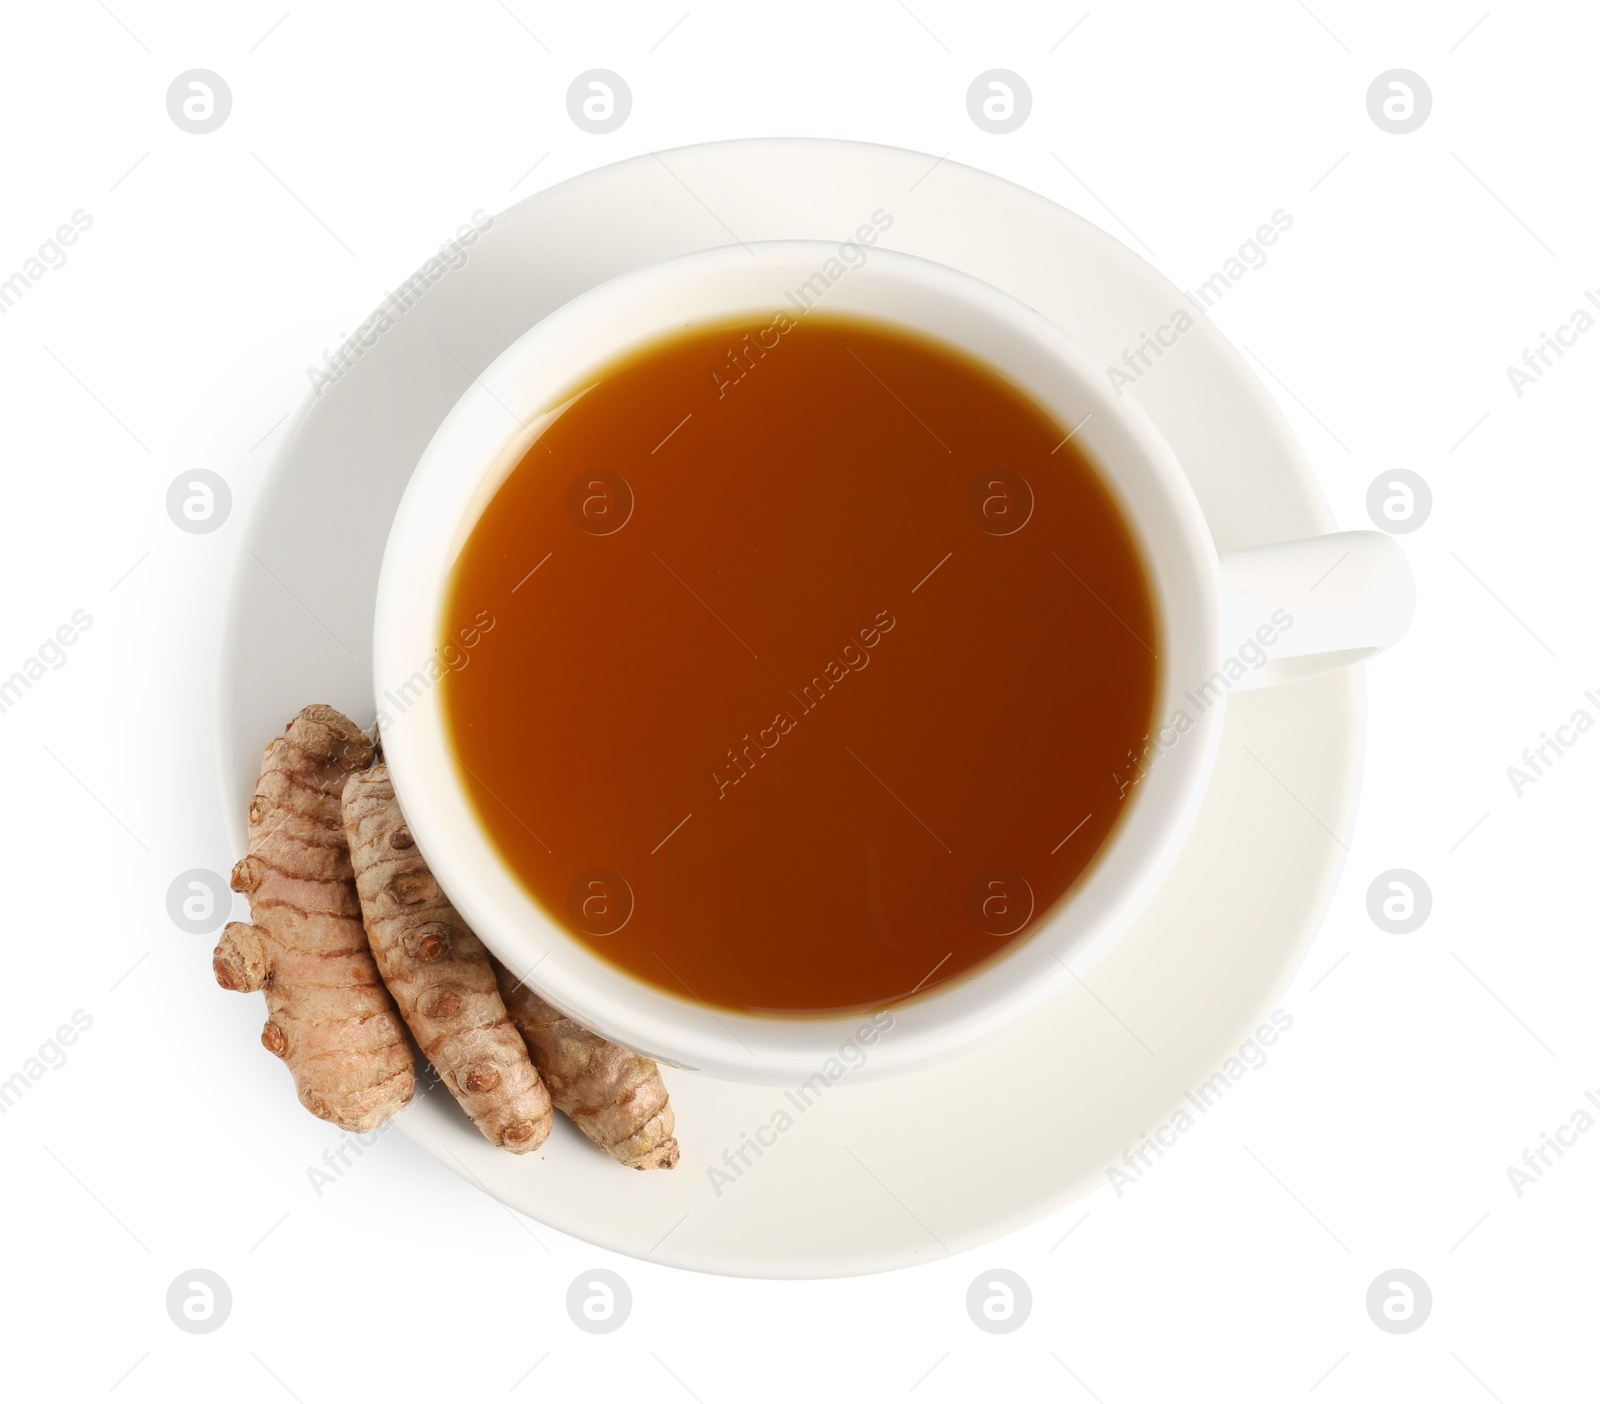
1217,530,1415,690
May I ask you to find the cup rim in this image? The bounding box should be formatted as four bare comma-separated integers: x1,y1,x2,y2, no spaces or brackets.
374,238,1225,1084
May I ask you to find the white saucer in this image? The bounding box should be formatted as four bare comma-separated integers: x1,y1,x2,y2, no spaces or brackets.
218,138,1361,1279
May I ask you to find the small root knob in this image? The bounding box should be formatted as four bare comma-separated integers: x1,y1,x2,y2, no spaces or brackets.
214,922,269,992
388,872,432,906
461,1064,501,1094
420,987,461,1019
230,855,262,894
406,922,452,963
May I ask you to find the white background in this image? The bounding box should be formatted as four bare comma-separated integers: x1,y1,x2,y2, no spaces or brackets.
1,1,1595,1399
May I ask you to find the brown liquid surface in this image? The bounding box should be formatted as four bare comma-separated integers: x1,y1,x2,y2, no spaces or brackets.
440,313,1158,1015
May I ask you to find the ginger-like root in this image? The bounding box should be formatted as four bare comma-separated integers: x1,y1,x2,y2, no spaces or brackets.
217,704,415,1132
493,961,679,1170
342,765,553,1153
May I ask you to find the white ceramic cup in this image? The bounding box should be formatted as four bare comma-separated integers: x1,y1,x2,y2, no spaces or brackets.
375,240,1413,1085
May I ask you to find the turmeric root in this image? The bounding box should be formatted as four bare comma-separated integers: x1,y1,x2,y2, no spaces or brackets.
493,961,679,1170
215,704,414,1132
342,765,553,1153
